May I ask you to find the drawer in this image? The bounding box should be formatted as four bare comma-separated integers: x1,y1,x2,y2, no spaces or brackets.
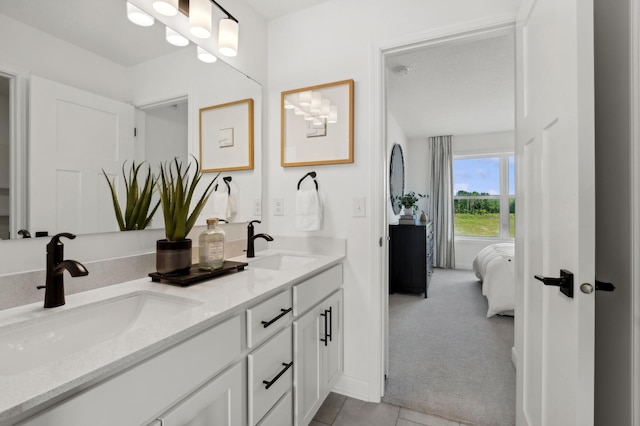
293,264,342,316
248,327,293,425
247,289,292,348
257,391,292,426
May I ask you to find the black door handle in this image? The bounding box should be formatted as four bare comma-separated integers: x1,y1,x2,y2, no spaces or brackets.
595,280,615,292
534,269,574,298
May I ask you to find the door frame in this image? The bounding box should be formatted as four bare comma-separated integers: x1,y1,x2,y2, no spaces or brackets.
631,0,640,421
371,16,516,400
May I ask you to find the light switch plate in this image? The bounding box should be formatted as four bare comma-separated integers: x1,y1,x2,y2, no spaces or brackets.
273,198,284,216
353,197,366,217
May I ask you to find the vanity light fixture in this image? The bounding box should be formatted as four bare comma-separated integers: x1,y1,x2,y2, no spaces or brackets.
189,0,212,38
328,106,338,124
127,2,155,26
299,91,312,106
127,0,240,61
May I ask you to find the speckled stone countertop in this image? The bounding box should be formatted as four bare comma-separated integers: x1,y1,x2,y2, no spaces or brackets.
0,245,344,425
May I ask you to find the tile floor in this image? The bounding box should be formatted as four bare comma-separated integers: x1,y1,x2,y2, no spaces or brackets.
310,393,470,426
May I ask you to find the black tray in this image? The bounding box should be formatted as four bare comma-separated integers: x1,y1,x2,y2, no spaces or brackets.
149,260,248,286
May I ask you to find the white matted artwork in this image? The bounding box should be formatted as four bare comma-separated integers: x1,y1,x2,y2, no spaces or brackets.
200,98,253,172
281,79,353,167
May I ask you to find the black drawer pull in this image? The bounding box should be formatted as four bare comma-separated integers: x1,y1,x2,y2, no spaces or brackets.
320,310,328,346
326,306,333,342
261,307,292,328
263,361,293,389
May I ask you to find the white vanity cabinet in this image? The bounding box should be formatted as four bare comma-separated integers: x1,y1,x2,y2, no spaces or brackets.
17,315,243,426
292,265,343,426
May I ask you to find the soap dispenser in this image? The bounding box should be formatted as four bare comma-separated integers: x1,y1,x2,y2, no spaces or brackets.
198,218,225,270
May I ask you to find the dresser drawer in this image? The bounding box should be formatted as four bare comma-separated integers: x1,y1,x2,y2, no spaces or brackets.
293,264,342,316
247,289,292,348
248,326,293,425
257,391,292,426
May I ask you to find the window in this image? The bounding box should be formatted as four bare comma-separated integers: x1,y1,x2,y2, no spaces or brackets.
453,154,514,239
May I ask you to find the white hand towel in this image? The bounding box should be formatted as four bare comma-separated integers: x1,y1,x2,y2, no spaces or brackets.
295,189,322,231
211,190,229,220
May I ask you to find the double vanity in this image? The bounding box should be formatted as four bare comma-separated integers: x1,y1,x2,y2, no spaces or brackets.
0,244,345,426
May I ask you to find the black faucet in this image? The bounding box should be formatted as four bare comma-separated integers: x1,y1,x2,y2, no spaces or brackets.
36,233,89,308
246,220,273,258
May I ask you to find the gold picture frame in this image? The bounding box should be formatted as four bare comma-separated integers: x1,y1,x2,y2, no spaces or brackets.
281,79,354,167
199,98,254,172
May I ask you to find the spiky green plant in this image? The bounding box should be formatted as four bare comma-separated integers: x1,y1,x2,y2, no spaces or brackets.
102,161,160,231
158,157,218,241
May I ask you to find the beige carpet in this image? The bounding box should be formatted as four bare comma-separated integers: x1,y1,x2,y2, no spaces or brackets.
383,268,515,426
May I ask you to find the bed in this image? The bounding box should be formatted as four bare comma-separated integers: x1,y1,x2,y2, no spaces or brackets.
472,242,515,317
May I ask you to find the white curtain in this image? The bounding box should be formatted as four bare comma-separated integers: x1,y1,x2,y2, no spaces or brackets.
427,135,455,268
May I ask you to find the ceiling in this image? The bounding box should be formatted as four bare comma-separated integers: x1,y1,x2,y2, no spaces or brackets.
386,31,515,139
246,0,329,20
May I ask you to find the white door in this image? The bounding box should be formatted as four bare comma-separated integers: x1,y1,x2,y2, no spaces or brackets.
515,0,595,425
29,76,134,236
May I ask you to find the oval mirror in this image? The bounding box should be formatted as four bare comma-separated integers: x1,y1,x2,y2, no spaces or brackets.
389,144,404,215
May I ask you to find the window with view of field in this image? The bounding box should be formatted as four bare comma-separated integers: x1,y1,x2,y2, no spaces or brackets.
453,154,514,239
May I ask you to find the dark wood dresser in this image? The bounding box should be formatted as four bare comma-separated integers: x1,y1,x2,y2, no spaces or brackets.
389,221,434,297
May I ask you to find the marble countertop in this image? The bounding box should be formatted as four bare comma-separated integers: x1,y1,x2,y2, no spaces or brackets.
0,246,344,424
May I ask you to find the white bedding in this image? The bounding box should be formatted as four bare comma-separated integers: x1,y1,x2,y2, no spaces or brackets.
472,243,515,317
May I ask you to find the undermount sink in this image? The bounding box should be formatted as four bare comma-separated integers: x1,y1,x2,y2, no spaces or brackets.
249,253,317,271
0,291,201,375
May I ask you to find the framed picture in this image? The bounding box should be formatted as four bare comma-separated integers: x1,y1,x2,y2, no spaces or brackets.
200,98,254,172
281,79,354,167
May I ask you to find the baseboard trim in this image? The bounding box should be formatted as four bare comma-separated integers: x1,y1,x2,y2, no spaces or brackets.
332,374,372,402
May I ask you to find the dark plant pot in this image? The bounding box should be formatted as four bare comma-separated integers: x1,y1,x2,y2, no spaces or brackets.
156,239,192,275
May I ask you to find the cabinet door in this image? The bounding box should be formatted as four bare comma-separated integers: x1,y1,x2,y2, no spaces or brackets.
157,362,242,426
322,290,343,391
293,306,323,426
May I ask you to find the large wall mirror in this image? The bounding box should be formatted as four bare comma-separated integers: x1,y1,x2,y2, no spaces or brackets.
0,0,262,240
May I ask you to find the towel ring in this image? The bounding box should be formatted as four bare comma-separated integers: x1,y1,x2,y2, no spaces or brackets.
297,171,318,191
214,176,232,194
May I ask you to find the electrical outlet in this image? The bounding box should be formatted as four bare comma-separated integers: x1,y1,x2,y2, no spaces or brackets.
353,197,366,217
253,199,262,216
273,198,284,216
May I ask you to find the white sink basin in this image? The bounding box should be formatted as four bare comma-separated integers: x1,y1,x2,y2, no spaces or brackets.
249,253,317,271
0,291,201,375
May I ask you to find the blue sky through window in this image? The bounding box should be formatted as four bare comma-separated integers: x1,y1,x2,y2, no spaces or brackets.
453,155,515,196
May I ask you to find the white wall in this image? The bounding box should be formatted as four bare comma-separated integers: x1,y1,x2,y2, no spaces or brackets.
266,0,518,400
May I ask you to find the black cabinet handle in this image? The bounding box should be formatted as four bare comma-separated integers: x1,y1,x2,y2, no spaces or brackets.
320,310,328,346
326,306,333,342
261,307,292,328
263,362,293,389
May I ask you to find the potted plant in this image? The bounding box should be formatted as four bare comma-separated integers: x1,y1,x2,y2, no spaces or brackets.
102,161,160,231
156,157,218,275
393,191,427,215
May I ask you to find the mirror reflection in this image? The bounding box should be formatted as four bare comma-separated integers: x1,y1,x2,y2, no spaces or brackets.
0,0,262,240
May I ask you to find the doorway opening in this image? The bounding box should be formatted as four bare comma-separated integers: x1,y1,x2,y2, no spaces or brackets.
381,25,516,425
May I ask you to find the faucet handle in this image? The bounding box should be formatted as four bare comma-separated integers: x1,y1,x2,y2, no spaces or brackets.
51,233,76,243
